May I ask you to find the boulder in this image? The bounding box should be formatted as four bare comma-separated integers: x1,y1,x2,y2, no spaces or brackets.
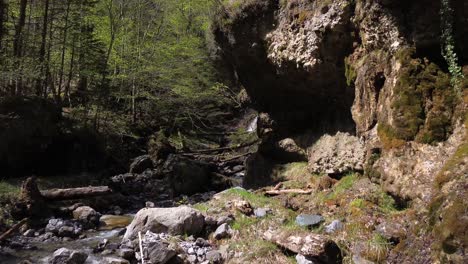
49,248,87,264
163,155,213,195
129,155,154,174
263,230,341,263
123,206,205,240
308,132,365,175
72,206,100,229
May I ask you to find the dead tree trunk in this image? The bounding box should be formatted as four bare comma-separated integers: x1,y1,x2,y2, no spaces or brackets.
41,186,113,201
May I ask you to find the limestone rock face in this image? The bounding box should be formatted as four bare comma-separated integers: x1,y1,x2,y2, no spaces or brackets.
308,132,365,175
123,206,205,240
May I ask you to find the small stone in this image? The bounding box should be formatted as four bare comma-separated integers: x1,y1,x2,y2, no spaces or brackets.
216,215,234,226
23,229,35,237
187,255,197,262
232,200,253,215
195,238,210,247
296,254,314,264
188,247,195,255
206,250,222,263
325,220,343,233
213,223,232,240
145,201,155,208
295,214,324,228
101,249,114,255
254,208,270,218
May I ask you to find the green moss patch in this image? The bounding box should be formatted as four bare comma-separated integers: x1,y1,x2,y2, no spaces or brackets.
387,48,457,144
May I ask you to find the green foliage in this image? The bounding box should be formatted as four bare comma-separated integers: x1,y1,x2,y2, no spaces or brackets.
440,0,464,92
345,56,357,87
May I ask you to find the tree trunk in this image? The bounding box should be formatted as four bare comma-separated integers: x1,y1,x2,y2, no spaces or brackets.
41,186,113,201
57,0,71,104
35,0,50,96
0,0,5,51
12,0,28,95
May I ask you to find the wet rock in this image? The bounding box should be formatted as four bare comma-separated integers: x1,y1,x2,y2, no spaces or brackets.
129,155,154,174
308,132,365,175
123,206,205,240
325,220,344,234
296,214,324,228
99,215,133,230
73,206,100,229
46,219,83,238
49,248,87,264
213,223,232,240
104,257,130,264
118,248,135,260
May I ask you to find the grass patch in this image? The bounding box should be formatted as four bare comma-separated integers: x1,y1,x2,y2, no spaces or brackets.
226,188,272,207
325,173,358,201
192,203,209,213
0,181,20,198
350,198,365,208
232,214,261,230
362,233,392,263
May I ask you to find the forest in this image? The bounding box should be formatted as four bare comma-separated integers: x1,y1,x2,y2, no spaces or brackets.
0,0,238,176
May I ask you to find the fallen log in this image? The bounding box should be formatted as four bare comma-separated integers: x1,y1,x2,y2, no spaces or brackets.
265,188,313,196
0,218,28,243
41,186,113,201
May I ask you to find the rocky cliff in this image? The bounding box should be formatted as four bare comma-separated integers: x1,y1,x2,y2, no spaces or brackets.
214,0,467,262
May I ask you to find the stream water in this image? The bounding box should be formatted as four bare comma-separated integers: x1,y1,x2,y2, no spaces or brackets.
1,215,133,264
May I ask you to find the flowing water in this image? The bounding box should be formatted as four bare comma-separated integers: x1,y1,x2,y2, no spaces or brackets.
0,215,133,264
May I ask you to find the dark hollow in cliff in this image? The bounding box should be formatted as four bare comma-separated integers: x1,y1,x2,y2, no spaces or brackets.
213,0,356,140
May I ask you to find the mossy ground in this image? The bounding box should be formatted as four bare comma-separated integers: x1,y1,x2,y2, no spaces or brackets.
192,171,411,263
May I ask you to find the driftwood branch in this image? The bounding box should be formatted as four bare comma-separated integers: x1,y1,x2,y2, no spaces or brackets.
265,189,313,196
41,186,113,201
0,218,28,242
180,140,258,155
221,151,254,162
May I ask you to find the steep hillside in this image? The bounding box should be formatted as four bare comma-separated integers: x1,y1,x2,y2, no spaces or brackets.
213,0,467,262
